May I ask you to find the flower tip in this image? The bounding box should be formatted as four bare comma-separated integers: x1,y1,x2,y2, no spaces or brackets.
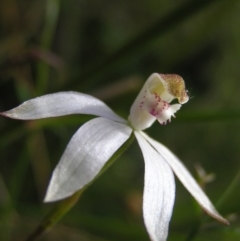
43,192,56,203
43,191,66,203
178,91,189,104
225,219,230,226
214,213,230,225
43,186,64,203
43,184,76,203
0,111,9,118
202,206,230,225
0,111,19,120
214,214,230,226
159,74,189,104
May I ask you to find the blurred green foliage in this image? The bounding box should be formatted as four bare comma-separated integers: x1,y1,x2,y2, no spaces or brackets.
1,0,240,240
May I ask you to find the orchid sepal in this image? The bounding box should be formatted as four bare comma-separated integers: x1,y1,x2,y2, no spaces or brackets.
44,117,132,202
0,91,125,123
140,131,229,225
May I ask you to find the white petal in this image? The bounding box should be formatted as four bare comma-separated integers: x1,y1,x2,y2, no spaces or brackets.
141,132,229,225
135,131,175,241
1,91,125,123
128,74,161,131
44,117,132,202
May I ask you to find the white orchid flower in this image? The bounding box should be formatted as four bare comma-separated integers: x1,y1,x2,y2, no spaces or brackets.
1,73,228,241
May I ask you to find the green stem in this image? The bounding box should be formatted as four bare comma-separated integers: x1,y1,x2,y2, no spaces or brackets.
25,190,82,241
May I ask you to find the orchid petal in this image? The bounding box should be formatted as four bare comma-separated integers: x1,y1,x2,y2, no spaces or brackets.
1,91,125,123
141,132,229,225
135,131,175,241
44,117,132,202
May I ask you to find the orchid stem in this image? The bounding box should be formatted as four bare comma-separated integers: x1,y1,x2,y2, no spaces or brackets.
25,190,82,241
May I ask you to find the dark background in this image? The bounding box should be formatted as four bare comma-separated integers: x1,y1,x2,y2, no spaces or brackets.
0,0,240,240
